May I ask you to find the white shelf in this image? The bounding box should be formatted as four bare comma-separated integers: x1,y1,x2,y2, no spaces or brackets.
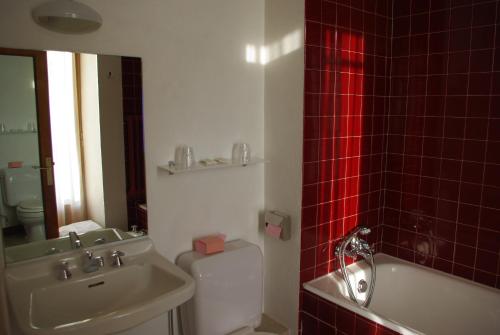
159,158,266,175
0,130,38,135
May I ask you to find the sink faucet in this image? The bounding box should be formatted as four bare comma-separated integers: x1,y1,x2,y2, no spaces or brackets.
57,261,72,281
110,250,125,267
69,231,83,249
82,250,105,273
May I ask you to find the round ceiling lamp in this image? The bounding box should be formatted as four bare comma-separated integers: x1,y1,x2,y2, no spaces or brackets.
32,0,102,34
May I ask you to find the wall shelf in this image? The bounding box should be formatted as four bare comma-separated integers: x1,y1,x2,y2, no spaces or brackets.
0,130,38,135
158,157,266,175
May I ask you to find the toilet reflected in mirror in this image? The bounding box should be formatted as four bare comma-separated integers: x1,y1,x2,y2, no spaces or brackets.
0,167,45,242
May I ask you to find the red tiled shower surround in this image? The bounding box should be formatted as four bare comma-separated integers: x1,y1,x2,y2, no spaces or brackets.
300,0,500,334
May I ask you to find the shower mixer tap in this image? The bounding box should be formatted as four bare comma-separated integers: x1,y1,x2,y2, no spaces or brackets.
335,226,377,308
335,226,373,259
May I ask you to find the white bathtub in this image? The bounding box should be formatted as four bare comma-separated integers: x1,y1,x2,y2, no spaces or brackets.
303,253,500,335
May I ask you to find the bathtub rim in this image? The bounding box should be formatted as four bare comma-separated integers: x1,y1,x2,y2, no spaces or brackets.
303,252,500,335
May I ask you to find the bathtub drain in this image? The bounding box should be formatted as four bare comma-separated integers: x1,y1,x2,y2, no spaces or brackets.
357,279,368,293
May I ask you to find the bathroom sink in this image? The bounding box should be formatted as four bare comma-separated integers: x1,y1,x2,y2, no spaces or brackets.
4,228,132,264
5,237,195,335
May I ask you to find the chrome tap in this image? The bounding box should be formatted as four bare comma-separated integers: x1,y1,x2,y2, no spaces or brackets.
335,226,373,259
335,226,376,308
82,250,105,273
110,250,125,267
69,231,83,249
57,261,72,281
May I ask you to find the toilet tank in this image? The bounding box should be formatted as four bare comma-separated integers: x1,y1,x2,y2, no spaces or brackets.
1,167,42,206
177,240,263,335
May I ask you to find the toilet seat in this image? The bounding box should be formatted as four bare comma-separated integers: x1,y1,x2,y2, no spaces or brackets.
16,199,44,226
17,199,43,213
15,199,45,241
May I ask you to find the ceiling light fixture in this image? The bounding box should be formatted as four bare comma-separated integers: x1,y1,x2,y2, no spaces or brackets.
32,0,102,34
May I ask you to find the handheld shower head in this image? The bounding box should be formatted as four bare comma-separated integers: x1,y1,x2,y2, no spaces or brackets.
358,227,371,235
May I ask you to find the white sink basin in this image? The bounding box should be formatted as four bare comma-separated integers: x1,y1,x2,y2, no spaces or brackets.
5,237,195,335
4,228,133,264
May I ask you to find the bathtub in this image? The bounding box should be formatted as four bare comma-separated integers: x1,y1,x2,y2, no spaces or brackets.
303,253,500,335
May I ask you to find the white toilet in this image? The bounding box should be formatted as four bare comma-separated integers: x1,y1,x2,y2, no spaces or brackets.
177,240,277,335
0,167,45,241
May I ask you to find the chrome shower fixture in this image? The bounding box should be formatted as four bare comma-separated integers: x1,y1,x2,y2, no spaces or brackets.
335,226,377,307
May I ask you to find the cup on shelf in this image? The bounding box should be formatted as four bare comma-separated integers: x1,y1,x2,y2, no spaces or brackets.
175,145,195,170
232,143,251,166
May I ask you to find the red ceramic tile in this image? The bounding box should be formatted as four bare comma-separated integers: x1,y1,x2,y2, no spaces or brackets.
300,247,316,270
477,229,500,253
301,290,318,316
474,270,497,287
317,298,336,326
454,244,476,267
305,0,321,22
317,321,336,334
300,311,318,335
301,227,317,250
455,224,477,247
475,249,498,274
336,307,355,334
305,21,321,46
453,264,474,280
355,317,377,335
480,207,500,231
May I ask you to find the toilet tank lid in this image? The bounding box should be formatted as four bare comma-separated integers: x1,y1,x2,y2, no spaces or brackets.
1,166,38,177
176,239,261,271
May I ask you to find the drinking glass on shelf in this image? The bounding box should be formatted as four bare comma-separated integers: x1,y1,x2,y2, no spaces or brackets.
232,143,251,166
175,145,195,170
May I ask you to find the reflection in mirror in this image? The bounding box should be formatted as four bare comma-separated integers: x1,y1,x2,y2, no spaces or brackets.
0,48,147,263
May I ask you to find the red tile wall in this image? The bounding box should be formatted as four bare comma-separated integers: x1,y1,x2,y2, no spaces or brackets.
301,0,392,333
301,0,500,333
121,57,147,231
301,290,400,335
382,0,500,289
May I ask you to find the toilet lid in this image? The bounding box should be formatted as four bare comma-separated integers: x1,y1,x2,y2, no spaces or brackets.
18,199,44,212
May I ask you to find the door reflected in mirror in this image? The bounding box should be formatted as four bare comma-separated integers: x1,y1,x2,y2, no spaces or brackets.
0,48,147,263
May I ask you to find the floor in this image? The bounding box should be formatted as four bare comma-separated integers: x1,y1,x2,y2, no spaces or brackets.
2,225,29,248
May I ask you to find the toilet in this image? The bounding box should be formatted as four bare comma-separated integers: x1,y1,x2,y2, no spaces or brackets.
0,167,45,241
177,239,278,335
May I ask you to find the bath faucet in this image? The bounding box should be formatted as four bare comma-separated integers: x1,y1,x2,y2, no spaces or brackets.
82,250,105,273
335,226,377,308
69,231,83,249
335,226,373,259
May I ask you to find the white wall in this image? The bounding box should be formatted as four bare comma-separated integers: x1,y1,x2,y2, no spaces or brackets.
0,232,10,335
263,0,304,333
0,0,266,331
0,0,309,333
0,55,40,169
97,55,128,232
80,53,106,226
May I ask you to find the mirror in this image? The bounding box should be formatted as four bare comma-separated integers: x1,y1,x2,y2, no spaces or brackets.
0,48,147,263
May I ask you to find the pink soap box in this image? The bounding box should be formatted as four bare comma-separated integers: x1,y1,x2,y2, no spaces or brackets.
8,161,23,168
193,233,226,255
